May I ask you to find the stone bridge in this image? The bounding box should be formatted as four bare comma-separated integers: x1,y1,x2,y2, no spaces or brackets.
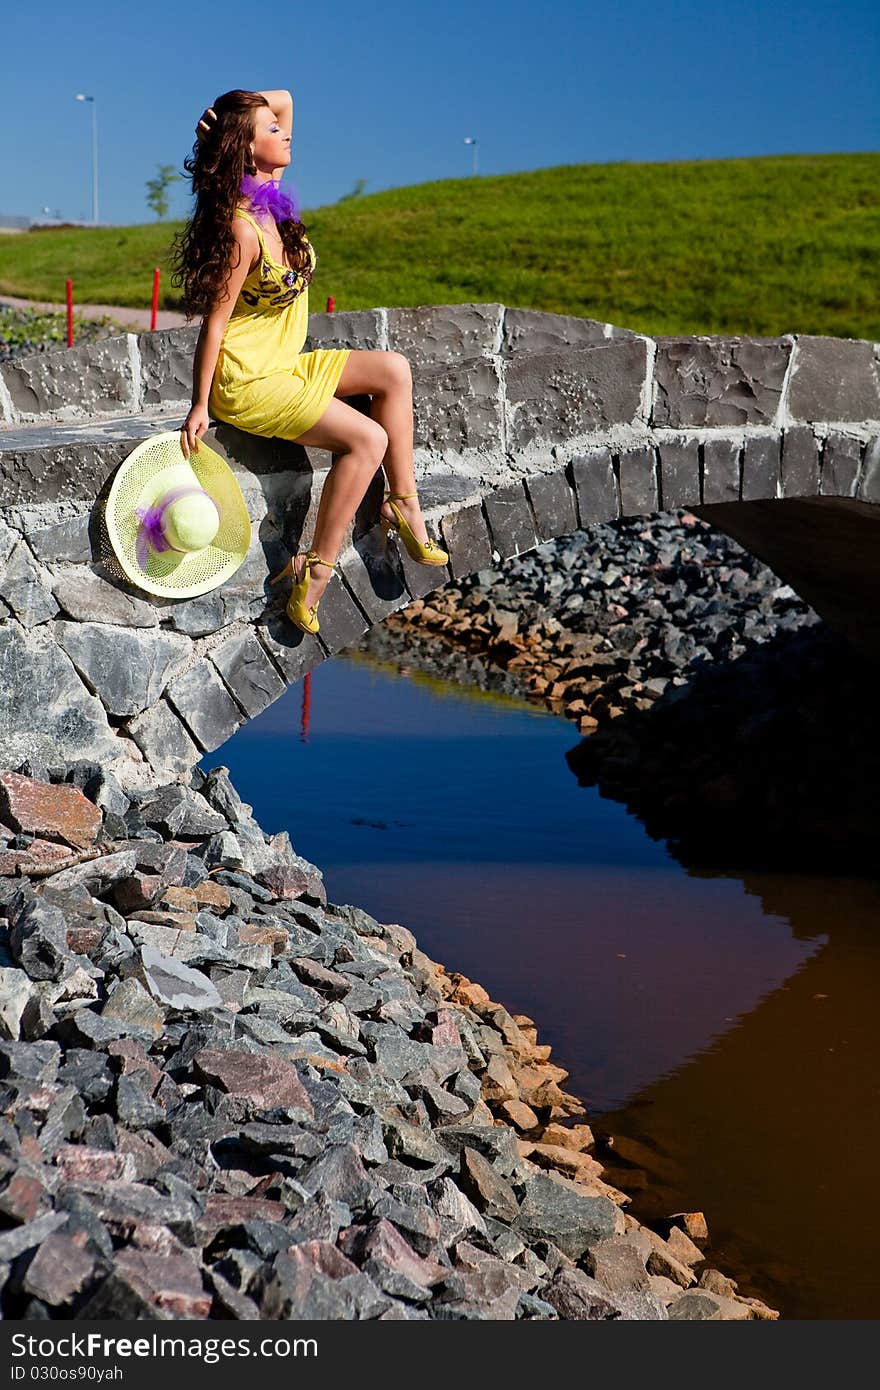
0,303,878,790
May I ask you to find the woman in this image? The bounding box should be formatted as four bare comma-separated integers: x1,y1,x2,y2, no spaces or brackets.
172,87,447,634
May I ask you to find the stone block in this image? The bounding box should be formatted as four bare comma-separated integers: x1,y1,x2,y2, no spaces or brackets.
52,568,158,627
780,424,820,498
27,513,93,564
439,502,494,579
483,481,538,558
525,470,579,542
336,540,409,625
391,543,452,600
255,622,322,684
0,540,60,626
304,308,384,351
856,433,880,504
126,697,201,777
702,436,740,503
1,337,135,422
506,339,647,451
502,307,611,356
569,448,619,524
209,631,287,718
412,357,504,455
55,622,191,718
387,304,504,366
137,326,200,407
653,336,790,427
741,434,780,500
158,588,241,637
656,437,700,509
617,444,658,516
0,623,119,768
820,430,861,497
165,659,245,752
309,580,370,658
787,335,880,423
0,431,144,507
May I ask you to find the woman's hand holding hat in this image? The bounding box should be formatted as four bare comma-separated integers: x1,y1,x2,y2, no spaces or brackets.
196,107,217,141
181,404,209,460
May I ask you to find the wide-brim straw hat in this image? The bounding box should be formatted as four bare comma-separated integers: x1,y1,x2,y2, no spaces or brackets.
102,431,251,599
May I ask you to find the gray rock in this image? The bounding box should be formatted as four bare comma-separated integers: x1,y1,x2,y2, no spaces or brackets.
18,1230,98,1307
135,784,228,838
298,1143,376,1210
55,621,191,718
57,1048,114,1104
27,513,93,564
165,659,245,751
102,977,165,1036
0,539,60,626
513,1172,622,1260
0,967,35,1040
126,698,201,779
132,946,223,1011
667,1288,752,1320
52,568,159,627
0,623,120,768
209,630,286,718
9,898,75,981
37,849,138,895
0,1212,69,1262
198,765,249,822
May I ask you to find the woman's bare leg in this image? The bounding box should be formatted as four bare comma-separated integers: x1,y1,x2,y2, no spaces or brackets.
284,395,389,608
333,350,430,543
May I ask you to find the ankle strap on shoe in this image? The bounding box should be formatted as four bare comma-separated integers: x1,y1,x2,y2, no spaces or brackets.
305,549,335,569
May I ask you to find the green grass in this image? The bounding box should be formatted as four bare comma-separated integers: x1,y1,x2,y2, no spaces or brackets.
1,152,877,339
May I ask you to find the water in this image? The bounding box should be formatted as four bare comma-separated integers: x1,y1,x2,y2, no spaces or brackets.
203,649,880,1319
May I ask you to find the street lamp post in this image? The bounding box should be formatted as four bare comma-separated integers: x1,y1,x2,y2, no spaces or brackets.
464,136,479,176
75,93,98,225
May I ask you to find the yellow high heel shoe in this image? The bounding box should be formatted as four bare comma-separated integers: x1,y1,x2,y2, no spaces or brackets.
268,548,336,634
379,491,448,566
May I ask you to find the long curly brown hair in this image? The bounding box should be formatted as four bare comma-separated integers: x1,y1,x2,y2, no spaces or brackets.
169,89,314,320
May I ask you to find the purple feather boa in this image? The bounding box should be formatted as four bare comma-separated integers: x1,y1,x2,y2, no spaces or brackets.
240,173,300,224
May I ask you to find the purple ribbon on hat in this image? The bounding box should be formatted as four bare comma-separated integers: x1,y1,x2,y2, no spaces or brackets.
134,484,220,572
240,173,300,224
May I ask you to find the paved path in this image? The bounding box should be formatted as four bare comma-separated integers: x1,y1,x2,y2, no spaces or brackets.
0,292,192,333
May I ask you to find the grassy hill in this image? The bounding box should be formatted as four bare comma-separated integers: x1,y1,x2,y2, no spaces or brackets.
1,153,877,339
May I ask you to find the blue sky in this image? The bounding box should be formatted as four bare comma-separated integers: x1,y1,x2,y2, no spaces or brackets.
3,0,878,226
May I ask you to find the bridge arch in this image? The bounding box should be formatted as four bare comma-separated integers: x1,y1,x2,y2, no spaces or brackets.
1,303,878,787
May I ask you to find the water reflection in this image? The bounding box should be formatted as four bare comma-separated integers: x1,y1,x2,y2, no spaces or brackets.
203,649,876,1319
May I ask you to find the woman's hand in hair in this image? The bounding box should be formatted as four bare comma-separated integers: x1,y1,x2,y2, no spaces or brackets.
180,404,210,459
195,107,217,142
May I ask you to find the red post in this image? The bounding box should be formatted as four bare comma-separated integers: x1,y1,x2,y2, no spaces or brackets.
326,295,334,313
151,268,160,331
66,280,73,347
301,669,311,739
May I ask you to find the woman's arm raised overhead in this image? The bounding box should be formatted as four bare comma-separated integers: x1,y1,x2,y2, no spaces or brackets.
258,88,293,178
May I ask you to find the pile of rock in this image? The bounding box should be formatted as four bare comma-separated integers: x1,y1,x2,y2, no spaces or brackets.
0,760,777,1320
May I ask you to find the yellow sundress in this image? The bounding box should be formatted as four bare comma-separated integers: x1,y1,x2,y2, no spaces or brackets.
207,205,352,441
